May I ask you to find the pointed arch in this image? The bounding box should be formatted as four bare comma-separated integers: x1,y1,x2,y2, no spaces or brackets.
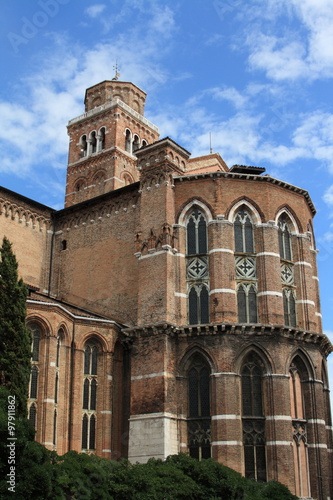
227,198,263,225
177,198,214,226
275,206,301,234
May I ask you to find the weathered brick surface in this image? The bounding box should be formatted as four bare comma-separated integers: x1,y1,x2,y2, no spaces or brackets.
0,80,332,499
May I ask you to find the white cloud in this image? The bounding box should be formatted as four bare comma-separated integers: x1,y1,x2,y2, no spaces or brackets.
241,0,333,81
323,185,333,206
85,4,106,18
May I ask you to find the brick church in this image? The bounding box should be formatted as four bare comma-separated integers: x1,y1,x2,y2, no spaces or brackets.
0,79,332,499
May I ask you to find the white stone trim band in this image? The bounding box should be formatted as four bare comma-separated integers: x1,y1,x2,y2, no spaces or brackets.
131,372,173,380
212,414,241,420
209,288,236,295
295,299,315,306
257,291,283,297
256,252,280,258
209,248,234,255
212,441,243,446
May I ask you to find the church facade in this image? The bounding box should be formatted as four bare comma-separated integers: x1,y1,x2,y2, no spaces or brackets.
0,80,332,499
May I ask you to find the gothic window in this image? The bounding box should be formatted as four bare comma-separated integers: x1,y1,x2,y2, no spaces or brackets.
31,324,41,362
29,403,37,430
187,355,211,459
82,342,98,451
289,359,311,498
142,139,147,148
53,410,57,446
241,353,266,482
98,127,106,151
279,215,296,327
234,209,258,323
125,129,131,153
80,135,88,157
278,216,292,261
90,131,97,154
186,208,209,325
234,209,254,253
30,365,38,399
132,134,140,153
237,283,258,323
283,289,296,327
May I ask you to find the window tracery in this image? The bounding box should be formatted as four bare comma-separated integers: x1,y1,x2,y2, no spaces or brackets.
186,209,209,325
241,353,266,481
82,342,98,451
187,355,211,459
234,208,258,323
278,215,297,327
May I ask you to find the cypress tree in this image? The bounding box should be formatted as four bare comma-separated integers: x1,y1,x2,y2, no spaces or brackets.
0,236,31,417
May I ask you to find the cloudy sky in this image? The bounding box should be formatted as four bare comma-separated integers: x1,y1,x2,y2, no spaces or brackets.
1,0,333,391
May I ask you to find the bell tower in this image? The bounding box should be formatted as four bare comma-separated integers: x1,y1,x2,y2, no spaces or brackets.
65,80,159,207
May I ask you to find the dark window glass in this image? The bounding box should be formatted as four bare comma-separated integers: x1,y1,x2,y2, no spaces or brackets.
200,367,210,417
53,410,57,445
188,359,211,460
30,366,38,399
89,415,96,450
82,414,88,449
83,379,89,409
249,285,258,323
242,355,266,481
237,286,247,323
91,347,98,375
245,219,254,253
198,216,207,254
55,373,58,404
234,210,254,253
84,347,90,374
32,328,40,362
284,231,291,260
187,218,196,255
29,404,37,429
56,336,60,367
283,290,289,325
90,379,97,410
290,293,296,327
189,367,199,417
234,220,243,252
200,286,209,324
278,217,292,260
189,287,198,325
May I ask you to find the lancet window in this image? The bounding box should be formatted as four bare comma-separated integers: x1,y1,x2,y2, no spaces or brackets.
234,208,258,323
28,323,42,431
241,353,266,481
187,355,211,459
82,342,98,451
289,358,311,498
186,208,209,325
278,215,297,327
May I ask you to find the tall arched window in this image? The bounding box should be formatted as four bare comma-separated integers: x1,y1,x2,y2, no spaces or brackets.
187,354,211,459
289,357,311,498
125,129,131,153
82,342,98,451
186,208,209,325
278,216,292,261
234,208,257,323
278,215,296,327
241,353,266,481
80,135,88,158
98,127,106,151
132,134,140,153
28,323,42,431
90,131,97,154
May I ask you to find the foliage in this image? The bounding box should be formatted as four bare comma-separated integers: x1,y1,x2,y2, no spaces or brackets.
0,236,31,417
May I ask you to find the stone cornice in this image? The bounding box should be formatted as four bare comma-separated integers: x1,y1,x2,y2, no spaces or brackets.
123,322,332,356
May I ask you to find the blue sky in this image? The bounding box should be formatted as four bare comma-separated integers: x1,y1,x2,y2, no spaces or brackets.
1,0,333,394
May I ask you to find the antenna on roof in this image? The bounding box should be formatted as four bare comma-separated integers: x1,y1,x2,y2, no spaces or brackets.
112,61,121,81
209,133,213,154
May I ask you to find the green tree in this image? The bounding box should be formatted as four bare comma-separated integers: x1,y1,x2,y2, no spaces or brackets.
0,236,31,417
